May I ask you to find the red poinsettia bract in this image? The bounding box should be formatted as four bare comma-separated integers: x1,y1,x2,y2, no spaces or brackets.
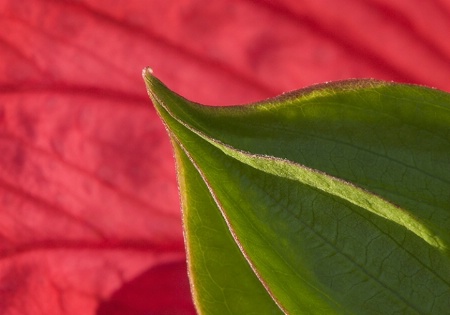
0,0,449,314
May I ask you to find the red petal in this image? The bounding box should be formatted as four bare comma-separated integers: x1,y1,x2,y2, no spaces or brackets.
1,0,449,314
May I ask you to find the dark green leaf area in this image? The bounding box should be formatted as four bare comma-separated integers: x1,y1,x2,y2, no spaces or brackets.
170,114,450,314
173,141,282,315
144,70,450,315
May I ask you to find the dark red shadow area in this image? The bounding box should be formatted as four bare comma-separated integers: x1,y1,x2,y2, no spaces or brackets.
97,260,196,315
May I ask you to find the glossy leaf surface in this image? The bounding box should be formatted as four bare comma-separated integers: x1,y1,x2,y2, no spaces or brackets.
144,68,450,314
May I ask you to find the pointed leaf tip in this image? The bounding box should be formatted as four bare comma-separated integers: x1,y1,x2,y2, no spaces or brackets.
142,67,155,91
142,66,153,77
142,67,175,113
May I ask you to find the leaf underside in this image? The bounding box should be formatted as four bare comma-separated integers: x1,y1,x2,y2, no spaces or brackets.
143,68,450,315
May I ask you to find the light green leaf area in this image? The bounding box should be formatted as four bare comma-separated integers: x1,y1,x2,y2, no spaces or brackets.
143,68,450,315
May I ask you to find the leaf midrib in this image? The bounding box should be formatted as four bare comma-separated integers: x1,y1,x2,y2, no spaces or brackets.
148,82,447,249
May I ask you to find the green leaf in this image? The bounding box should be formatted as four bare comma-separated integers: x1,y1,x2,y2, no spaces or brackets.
143,68,450,315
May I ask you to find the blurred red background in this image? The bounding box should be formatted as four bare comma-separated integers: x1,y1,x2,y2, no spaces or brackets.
0,0,449,314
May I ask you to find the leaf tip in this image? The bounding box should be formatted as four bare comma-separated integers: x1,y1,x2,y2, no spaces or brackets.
141,67,181,120
142,66,162,106
142,66,155,89
142,66,154,76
